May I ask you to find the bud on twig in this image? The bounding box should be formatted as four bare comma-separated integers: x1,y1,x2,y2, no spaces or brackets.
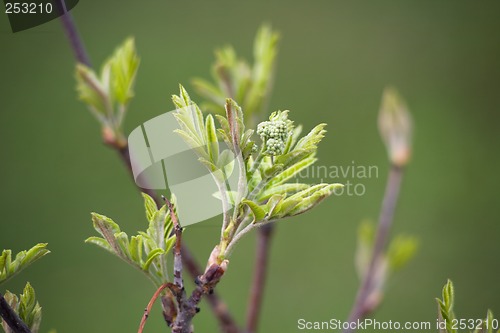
378,87,413,167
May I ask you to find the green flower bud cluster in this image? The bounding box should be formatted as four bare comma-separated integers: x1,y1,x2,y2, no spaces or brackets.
257,111,293,156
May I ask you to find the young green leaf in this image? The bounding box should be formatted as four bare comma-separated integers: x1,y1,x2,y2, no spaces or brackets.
2,283,44,333
87,196,178,287
436,279,457,333
75,37,139,139
387,235,418,271
75,64,109,118
142,193,158,223
265,194,284,217
242,199,267,223
266,157,317,187
294,123,327,151
286,184,343,216
106,37,139,105
486,310,494,333
192,25,279,124
0,244,50,285
89,213,124,258
256,183,310,202
206,114,219,164
143,248,164,272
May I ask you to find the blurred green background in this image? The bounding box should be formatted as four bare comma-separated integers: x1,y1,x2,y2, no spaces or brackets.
1,1,499,332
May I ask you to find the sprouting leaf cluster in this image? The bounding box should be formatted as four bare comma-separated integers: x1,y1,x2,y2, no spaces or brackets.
86,194,176,287
353,220,418,310
75,38,139,146
0,244,50,285
1,245,50,333
1,283,42,333
192,25,279,125
355,220,418,278
170,85,342,260
436,280,499,333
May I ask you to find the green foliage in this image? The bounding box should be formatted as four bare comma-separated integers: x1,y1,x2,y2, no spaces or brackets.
85,194,176,287
1,283,42,333
355,220,418,277
354,220,418,305
192,25,279,125
242,113,340,226
75,38,139,146
436,280,499,333
386,234,418,271
171,85,341,259
0,244,50,285
472,310,497,333
437,280,457,333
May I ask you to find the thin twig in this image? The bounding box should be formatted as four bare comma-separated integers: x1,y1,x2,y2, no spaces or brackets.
138,283,171,333
344,165,404,332
59,11,241,332
163,196,185,299
173,263,227,333
56,0,91,67
0,293,32,333
245,224,274,333
181,249,240,333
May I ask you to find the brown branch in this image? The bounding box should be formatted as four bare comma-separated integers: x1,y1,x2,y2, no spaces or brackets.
181,248,240,333
0,293,31,333
344,165,404,332
173,263,227,333
138,283,171,333
165,196,228,333
56,0,91,67
59,10,241,332
118,144,240,333
245,224,274,333
163,196,186,306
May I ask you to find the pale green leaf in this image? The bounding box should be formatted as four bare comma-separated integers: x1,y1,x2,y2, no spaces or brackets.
129,235,143,264
0,244,50,285
266,194,284,217
387,235,419,271
142,193,158,223
283,124,303,153
115,231,132,259
294,124,327,151
206,114,219,164
267,157,317,186
19,282,42,333
272,197,301,217
91,213,123,257
275,148,315,169
75,64,109,116
257,183,310,202
242,199,267,223
143,248,164,271
287,184,343,216
191,78,226,106
106,37,140,105
84,237,113,253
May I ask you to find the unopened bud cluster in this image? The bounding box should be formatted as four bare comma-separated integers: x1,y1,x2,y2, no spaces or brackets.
257,120,289,155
